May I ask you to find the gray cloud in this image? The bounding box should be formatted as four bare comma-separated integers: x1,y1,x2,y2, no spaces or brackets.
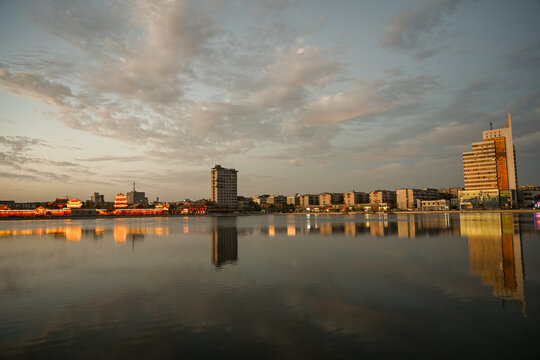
0,136,50,152
0,66,73,106
299,75,438,126
505,40,540,71
380,0,471,58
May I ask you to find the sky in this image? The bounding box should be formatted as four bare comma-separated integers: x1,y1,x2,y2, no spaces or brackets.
0,0,539,202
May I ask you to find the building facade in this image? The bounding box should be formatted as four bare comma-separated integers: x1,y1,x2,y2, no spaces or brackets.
344,191,369,206
126,183,147,205
267,195,287,206
211,165,238,208
287,196,300,206
319,193,344,207
299,194,319,207
396,188,439,210
420,199,450,211
461,114,518,208
369,190,396,207
91,192,105,205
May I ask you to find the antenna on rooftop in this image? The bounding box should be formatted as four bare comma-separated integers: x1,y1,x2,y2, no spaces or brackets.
133,182,135,191
490,122,493,130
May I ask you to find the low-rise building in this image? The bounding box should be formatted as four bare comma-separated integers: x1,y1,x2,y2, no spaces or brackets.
518,185,540,207
396,188,439,210
420,199,450,211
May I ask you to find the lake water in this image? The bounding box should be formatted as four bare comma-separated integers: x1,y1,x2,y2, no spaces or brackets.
1,213,540,359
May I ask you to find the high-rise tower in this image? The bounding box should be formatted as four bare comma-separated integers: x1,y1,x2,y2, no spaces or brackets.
211,165,238,208
460,114,518,208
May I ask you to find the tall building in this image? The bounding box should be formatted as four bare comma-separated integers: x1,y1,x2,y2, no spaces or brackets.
460,114,518,208
91,192,104,204
211,165,238,208
126,183,147,205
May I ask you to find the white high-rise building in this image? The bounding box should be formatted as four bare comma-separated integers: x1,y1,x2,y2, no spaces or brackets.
211,165,238,208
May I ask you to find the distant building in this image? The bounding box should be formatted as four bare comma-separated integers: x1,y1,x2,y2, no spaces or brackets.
299,194,318,207
460,114,518,208
420,199,450,211
319,193,344,206
0,200,15,208
518,185,540,207
211,165,238,208
319,193,332,206
91,192,104,204
267,195,287,206
287,195,300,206
369,190,396,207
237,196,251,211
252,194,270,205
396,188,439,210
126,183,148,205
437,187,462,199
343,191,369,206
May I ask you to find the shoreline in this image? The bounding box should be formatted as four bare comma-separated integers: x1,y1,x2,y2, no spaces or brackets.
1,208,538,221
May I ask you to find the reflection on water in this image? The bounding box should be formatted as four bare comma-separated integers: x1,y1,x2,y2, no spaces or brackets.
1,213,539,358
460,213,525,314
211,217,238,267
0,222,169,243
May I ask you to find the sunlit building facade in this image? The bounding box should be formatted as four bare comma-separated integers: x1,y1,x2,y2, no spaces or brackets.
396,188,439,210
344,191,369,207
460,114,518,208
211,165,238,208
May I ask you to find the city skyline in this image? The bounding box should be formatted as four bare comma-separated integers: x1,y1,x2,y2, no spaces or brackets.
1,1,539,202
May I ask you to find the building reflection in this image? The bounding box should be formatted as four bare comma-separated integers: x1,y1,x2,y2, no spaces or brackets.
0,224,167,243
397,214,416,238
211,217,238,267
287,225,296,236
460,213,526,315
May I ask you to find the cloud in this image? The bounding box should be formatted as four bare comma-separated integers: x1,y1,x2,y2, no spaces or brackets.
76,155,147,162
0,136,50,152
379,0,471,58
0,66,73,106
0,171,41,181
251,45,342,110
299,75,438,126
505,40,540,71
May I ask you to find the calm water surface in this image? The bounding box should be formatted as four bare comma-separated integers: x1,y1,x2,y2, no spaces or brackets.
1,213,540,359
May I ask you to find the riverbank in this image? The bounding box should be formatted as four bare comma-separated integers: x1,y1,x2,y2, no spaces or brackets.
1,208,538,221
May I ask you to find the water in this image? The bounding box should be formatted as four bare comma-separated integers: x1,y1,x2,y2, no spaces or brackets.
1,213,540,359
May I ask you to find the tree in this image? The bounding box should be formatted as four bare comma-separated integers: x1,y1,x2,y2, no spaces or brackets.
247,201,261,212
